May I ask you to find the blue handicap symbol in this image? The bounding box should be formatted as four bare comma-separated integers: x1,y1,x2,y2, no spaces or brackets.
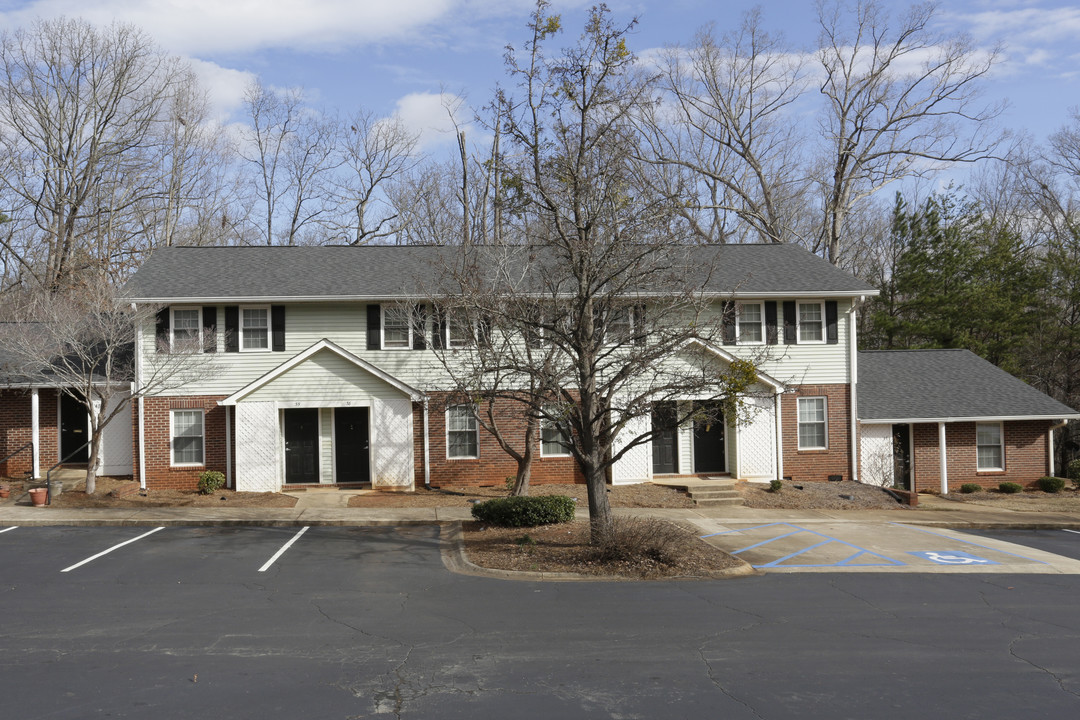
909,551,998,565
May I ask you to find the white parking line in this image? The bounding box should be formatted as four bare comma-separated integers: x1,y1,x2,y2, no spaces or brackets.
0,526,17,534
61,527,165,572
1064,529,1080,535
258,527,309,572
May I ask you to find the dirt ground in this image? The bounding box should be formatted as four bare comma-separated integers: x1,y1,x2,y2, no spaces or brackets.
0,477,297,508
938,486,1080,513
347,482,695,509
462,519,746,579
736,479,905,510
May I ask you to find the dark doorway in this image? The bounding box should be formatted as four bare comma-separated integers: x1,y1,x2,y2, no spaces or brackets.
284,408,319,484
651,402,678,475
693,401,726,473
334,407,370,484
892,423,912,490
59,392,89,463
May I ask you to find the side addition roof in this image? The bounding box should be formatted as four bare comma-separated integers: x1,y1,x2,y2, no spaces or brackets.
858,349,1080,423
120,243,877,303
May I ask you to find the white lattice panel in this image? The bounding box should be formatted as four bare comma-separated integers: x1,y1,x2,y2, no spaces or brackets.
738,394,776,479
860,424,893,487
372,398,414,488
99,391,133,476
612,411,652,485
235,402,280,492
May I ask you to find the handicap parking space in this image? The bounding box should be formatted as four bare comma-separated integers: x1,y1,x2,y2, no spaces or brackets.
694,521,1080,573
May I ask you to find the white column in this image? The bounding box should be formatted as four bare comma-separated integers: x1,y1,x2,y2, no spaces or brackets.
422,398,430,487
225,405,233,489
938,421,948,494
31,388,40,479
775,391,784,480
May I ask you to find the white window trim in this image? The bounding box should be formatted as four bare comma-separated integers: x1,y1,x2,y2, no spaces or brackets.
170,408,205,467
797,300,826,344
797,396,828,450
539,414,573,458
446,405,479,459
446,310,474,349
239,304,271,353
381,306,413,351
736,302,764,345
976,421,1005,472
170,306,203,352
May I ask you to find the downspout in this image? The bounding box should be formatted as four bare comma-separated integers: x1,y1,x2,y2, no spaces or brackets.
422,397,431,487
1049,420,1067,477
848,299,863,483
135,307,147,491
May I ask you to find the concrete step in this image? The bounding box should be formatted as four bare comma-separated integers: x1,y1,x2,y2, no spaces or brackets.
693,497,745,507
687,489,740,500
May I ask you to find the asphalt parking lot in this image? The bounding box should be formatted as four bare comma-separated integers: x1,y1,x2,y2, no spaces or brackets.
3,524,1080,719
692,520,1080,573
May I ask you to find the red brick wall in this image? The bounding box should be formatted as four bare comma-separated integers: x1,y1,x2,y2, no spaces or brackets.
0,388,59,477
910,420,1051,491
781,384,852,483
136,395,229,490
415,394,584,487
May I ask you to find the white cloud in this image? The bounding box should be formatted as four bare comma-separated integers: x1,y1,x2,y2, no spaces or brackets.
392,91,473,152
186,58,256,121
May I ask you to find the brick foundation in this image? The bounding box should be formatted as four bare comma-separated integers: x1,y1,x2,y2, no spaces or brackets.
910,420,1051,492
0,388,59,478
781,384,853,483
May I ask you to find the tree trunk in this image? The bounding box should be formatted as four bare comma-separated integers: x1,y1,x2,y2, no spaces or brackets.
510,416,537,496
583,462,613,545
84,430,103,495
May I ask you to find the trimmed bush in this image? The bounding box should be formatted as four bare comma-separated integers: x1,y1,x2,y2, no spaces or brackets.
768,479,782,493
197,470,226,495
959,483,982,494
471,495,576,527
1068,459,1080,489
1037,476,1066,494
998,482,1023,494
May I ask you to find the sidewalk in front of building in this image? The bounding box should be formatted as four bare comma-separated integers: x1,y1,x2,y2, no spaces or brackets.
0,492,1077,528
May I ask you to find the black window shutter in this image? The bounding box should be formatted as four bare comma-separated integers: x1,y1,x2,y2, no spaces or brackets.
224,306,239,352
633,304,646,346
271,306,286,351
478,314,493,346
155,308,170,353
413,305,427,350
764,301,778,345
431,307,445,350
722,301,736,345
825,300,839,345
366,304,381,350
783,301,797,344
202,306,217,353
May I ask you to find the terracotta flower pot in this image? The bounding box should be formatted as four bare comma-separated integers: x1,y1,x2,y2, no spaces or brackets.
29,488,47,507
0,487,10,499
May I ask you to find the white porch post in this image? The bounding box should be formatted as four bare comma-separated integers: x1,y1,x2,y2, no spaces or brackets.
31,388,40,479
225,405,233,489
422,398,430,487
774,391,784,480
938,421,948,494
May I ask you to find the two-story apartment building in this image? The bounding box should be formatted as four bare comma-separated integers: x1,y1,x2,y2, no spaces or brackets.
117,243,881,492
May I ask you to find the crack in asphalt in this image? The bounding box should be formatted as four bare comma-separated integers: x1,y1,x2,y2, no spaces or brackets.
1008,633,1080,700
698,647,765,719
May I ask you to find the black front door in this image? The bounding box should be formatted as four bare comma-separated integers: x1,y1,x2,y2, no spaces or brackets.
651,402,678,475
892,424,912,491
60,392,89,463
334,407,370,484
693,401,726,473
284,408,319,484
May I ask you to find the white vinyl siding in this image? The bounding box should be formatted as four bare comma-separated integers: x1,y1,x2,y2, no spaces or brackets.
446,405,479,458
797,397,827,450
171,409,204,466
241,306,269,351
976,422,1004,471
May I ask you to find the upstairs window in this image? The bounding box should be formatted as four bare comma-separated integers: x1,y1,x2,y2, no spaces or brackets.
737,303,763,344
171,308,201,348
446,310,473,348
798,302,824,343
383,307,411,349
241,307,269,351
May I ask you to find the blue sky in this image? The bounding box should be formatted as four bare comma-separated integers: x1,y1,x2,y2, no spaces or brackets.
1,0,1078,158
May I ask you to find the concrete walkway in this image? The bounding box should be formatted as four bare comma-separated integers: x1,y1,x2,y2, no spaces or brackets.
0,493,1077,528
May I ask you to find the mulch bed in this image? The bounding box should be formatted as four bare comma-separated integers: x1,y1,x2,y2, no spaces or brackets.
736,479,905,510
940,487,1080,512
462,519,746,579
348,482,694,509
36,477,298,508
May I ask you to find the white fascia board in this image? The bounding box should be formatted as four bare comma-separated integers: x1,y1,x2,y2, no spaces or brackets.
858,414,1080,424
218,338,424,405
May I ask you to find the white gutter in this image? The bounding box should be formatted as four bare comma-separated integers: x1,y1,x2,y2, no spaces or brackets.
422,397,431,487
858,414,1080,424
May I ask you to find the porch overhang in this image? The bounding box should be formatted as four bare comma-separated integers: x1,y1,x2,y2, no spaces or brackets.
679,338,786,392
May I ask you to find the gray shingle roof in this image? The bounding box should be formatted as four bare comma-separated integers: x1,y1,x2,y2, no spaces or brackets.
120,243,876,302
858,349,1079,421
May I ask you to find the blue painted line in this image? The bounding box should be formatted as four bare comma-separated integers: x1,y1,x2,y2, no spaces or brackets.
756,538,834,567
699,522,790,539
837,550,904,567
889,523,1047,564
729,529,806,555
